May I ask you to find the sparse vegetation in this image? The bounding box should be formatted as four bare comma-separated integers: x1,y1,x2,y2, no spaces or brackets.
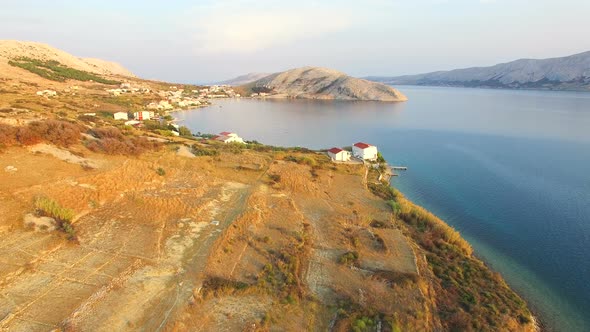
86,127,161,155
368,181,532,331
8,57,119,84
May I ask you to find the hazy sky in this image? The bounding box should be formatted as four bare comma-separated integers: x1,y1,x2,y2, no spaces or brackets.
1,0,589,83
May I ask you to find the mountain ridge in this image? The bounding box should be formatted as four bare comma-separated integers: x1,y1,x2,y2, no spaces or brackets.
366,50,590,91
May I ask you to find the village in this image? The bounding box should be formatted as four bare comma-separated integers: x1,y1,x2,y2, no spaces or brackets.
35,82,403,176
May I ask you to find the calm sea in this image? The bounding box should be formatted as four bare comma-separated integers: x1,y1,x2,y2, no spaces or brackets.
174,86,590,331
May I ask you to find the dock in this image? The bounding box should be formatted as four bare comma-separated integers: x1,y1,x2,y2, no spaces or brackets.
391,166,408,171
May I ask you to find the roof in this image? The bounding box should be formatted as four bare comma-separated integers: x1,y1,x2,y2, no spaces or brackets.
354,142,372,149
219,131,234,136
328,147,344,154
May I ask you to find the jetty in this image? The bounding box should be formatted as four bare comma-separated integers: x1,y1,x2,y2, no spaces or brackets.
391,166,408,171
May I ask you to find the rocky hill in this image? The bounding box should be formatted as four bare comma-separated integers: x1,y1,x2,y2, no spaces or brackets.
368,50,590,91
243,67,408,101
0,40,134,80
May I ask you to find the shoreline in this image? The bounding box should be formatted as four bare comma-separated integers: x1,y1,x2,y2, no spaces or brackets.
172,101,538,330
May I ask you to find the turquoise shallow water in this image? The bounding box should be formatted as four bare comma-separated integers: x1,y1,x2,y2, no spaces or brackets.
174,86,590,331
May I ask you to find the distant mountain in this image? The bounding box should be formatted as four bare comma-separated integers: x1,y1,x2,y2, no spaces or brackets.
218,72,270,86
242,67,407,101
0,40,135,80
367,51,590,91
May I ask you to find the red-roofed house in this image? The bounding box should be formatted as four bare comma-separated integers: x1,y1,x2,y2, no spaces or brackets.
327,147,351,161
214,132,244,144
352,142,378,161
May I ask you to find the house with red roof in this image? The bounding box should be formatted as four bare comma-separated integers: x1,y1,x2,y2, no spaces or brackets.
214,131,244,144
352,142,378,161
327,147,351,162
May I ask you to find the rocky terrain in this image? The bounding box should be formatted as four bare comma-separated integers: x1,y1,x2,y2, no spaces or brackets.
368,50,590,91
241,67,408,101
0,42,536,331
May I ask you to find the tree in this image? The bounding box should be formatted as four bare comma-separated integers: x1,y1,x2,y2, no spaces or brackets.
179,126,192,137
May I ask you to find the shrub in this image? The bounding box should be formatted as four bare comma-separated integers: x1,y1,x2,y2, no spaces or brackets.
191,145,219,156
86,129,161,156
15,126,42,145
27,120,81,147
156,167,166,176
34,196,77,240
338,251,359,265
35,196,75,221
368,182,397,201
0,124,17,147
387,200,401,215
268,174,281,183
90,127,124,140
178,126,192,137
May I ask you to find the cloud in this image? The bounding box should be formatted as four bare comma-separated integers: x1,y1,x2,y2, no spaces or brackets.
189,1,354,54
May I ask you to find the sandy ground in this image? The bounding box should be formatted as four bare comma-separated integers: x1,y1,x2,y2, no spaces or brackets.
0,143,434,331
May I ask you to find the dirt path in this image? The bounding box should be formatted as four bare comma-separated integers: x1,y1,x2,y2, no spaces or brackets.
148,167,271,331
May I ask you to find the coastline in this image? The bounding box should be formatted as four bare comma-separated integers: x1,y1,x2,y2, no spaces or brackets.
172,102,537,330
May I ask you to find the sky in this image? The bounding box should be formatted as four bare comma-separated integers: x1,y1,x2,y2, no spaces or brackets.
1,0,589,83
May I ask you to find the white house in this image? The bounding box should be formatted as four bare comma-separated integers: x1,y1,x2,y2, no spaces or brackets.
214,132,244,144
113,112,128,120
352,142,378,161
328,147,351,162
133,111,151,121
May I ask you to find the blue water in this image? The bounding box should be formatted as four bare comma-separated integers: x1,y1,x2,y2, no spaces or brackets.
174,86,590,331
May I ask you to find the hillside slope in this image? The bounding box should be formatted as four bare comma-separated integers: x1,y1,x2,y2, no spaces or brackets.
0,40,134,80
368,51,590,91
244,67,408,101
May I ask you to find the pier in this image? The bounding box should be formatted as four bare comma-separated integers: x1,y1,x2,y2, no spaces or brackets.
391,166,408,171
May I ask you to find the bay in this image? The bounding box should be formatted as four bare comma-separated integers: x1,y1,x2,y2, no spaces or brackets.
174,86,590,331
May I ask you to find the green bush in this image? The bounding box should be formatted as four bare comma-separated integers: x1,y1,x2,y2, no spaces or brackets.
191,145,219,156
338,251,359,265
35,197,75,221
178,126,192,137
156,167,166,176
34,197,77,240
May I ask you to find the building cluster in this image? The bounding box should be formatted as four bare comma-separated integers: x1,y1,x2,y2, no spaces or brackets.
145,85,240,111
328,142,379,162
112,110,156,123
106,82,151,96
199,85,240,99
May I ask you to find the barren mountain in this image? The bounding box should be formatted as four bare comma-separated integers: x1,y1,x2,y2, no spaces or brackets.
244,67,408,101
0,40,134,80
367,50,590,91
